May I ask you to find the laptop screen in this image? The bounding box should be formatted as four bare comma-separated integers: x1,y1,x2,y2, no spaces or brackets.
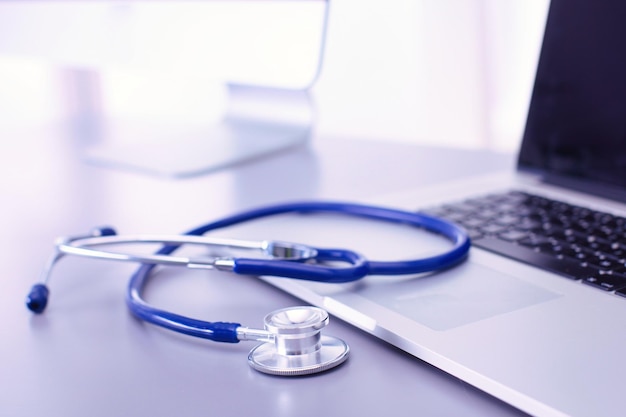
518,0,626,201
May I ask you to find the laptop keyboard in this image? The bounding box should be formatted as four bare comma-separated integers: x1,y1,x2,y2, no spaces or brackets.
421,190,626,297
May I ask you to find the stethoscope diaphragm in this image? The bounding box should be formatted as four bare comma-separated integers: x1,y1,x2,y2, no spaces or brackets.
247,306,349,376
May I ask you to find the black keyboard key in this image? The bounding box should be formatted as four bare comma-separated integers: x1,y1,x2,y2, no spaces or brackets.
585,255,625,271
473,236,597,280
518,235,553,248
583,273,626,291
517,219,543,231
495,214,522,226
480,223,508,235
461,218,486,229
498,230,529,242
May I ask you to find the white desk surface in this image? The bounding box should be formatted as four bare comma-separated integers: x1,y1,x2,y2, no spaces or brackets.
0,124,525,416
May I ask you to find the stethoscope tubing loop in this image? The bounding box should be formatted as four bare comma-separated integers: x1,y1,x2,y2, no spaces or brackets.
124,201,469,346
181,201,470,277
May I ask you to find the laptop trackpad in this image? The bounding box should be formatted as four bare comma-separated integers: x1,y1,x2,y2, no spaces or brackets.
354,262,560,331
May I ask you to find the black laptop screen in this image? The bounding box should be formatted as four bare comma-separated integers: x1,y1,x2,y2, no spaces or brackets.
518,0,626,199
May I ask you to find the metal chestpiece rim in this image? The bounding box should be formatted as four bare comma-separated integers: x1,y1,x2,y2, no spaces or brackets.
247,306,350,376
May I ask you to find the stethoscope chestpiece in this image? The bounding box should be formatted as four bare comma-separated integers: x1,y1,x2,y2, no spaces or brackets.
247,306,349,376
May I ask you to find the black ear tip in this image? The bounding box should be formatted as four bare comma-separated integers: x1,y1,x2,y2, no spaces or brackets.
26,284,49,314
93,226,117,237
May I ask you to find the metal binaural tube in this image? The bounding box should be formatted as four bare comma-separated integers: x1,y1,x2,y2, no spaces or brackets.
54,233,319,269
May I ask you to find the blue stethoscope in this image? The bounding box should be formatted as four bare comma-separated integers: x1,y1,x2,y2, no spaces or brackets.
26,201,470,376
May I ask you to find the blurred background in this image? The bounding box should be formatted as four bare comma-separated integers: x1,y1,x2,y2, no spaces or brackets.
0,0,549,153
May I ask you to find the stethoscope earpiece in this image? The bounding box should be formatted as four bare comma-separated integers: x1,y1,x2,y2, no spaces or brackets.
26,283,50,314
247,307,349,376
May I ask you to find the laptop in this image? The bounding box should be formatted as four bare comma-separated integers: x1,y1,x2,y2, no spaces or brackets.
223,1,626,416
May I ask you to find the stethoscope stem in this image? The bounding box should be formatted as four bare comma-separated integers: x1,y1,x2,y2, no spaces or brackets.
236,327,275,343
